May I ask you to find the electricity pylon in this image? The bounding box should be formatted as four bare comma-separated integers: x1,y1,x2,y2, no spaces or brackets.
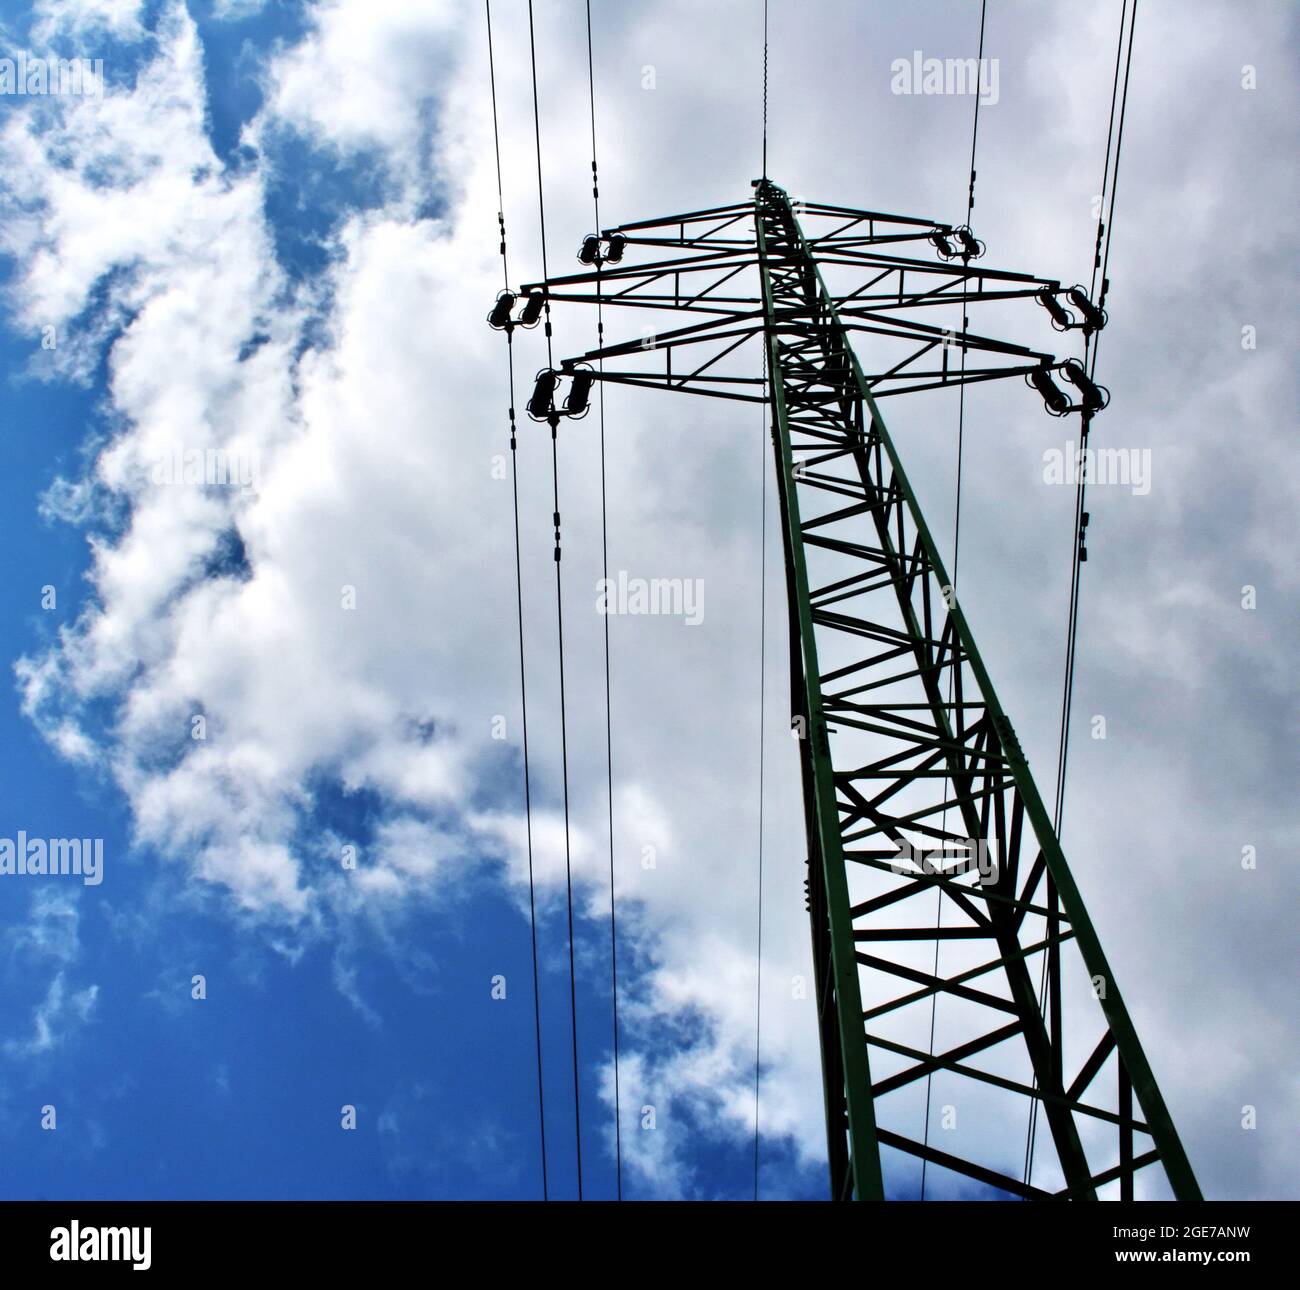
495,179,1200,1201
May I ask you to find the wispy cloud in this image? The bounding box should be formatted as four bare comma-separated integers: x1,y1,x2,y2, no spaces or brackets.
3,890,99,1057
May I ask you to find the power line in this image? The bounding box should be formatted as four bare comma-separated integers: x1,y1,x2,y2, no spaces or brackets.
753,14,771,1193
965,0,988,222
584,0,623,1201
920,0,986,1200
527,0,583,1199
527,1,555,369
1052,0,1138,842
753,349,768,1201
1086,0,1135,382
1053,0,1135,842
1029,0,1139,1187
1055,0,1138,837
752,8,772,1198
522,111,1198,1208
761,0,769,177
485,0,548,1200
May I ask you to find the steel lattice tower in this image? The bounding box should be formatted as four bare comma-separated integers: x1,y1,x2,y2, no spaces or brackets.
496,179,1200,1201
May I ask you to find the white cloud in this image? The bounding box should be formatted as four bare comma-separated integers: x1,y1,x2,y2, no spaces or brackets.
253,0,461,198
5,973,100,1057
212,0,268,21
1,0,1294,1199
3,890,99,1057
32,0,146,43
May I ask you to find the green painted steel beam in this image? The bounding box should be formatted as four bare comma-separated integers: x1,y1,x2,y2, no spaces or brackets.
527,178,1201,1202
761,179,1202,1202
756,194,885,1202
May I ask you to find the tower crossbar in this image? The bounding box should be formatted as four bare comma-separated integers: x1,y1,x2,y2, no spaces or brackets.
503,179,1200,1202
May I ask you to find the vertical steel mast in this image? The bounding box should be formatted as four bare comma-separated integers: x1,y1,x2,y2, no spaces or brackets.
498,179,1200,1201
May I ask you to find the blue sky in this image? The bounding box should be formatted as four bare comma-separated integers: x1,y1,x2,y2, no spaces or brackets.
0,0,575,1202
0,0,826,1202
0,0,1295,1203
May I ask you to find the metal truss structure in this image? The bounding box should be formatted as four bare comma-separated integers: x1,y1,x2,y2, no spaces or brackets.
496,179,1200,1202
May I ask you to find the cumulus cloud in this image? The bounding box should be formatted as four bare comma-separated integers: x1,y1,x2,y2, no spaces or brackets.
0,0,1294,1199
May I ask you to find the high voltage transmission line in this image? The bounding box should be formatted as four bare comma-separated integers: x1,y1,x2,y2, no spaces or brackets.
483,0,549,1201
486,0,1197,1202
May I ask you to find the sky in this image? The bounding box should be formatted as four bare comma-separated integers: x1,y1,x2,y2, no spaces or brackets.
0,0,1295,1202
